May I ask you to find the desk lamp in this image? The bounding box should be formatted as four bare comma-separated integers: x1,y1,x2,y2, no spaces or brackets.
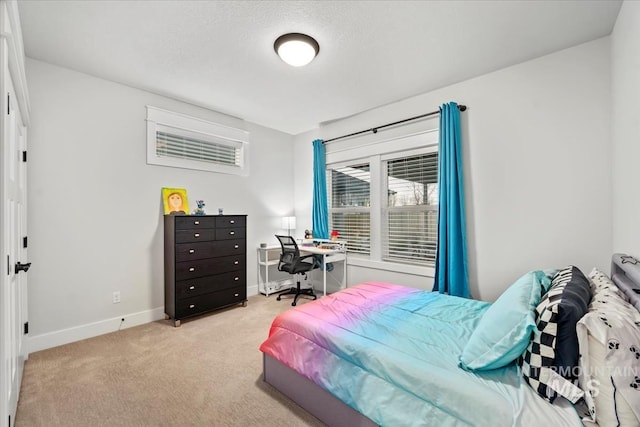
282,216,297,237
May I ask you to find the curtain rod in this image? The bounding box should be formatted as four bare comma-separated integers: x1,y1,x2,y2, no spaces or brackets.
322,104,467,144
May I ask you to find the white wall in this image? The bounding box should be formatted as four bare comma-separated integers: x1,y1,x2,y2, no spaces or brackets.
611,1,640,258
295,38,612,302
26,59,295,351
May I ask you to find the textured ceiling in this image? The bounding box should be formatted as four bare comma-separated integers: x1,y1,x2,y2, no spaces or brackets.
18,1,622,135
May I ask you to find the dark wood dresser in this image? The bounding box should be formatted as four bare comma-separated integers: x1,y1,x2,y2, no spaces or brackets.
164,214,247,327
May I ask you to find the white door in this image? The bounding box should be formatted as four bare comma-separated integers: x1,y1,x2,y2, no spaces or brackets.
1,49,28,427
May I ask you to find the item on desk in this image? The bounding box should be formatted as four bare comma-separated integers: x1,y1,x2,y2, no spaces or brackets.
330,230,339,241
218,208,224,215
318,243,340,250
260,243,267,248
304,229,313,239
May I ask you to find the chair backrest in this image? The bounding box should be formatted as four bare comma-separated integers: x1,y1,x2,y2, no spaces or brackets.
275,235,300,273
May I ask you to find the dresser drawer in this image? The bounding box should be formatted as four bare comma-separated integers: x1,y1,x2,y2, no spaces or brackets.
175,216,217,230
175,229,216,243
176,258,217,280
176,239,246,262
208,255,245,274
176,241,216,262
211,239,246,256
215,216,246,228
176,270,246,299
176,255,245,280
215,227,245,240
176,285,247,318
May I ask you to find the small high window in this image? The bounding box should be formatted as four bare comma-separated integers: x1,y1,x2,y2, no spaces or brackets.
146,106,249,175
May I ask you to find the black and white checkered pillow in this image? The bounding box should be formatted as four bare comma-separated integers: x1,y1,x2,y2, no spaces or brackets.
520,266,588,403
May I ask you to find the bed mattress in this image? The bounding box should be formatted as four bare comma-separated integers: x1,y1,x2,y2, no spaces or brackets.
259,282,583,427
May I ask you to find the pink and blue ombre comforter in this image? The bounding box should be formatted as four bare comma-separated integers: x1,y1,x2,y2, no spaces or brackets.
260,282,582,427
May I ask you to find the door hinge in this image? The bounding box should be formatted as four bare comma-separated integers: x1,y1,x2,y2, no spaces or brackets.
23,236,28,248
6,255,9,276
23,322,28,335
22,151,27,162
7,92,9,115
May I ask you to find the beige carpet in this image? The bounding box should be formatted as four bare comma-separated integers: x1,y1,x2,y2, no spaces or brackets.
16,294,326,427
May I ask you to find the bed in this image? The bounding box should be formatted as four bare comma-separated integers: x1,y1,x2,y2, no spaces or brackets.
259,254,640,427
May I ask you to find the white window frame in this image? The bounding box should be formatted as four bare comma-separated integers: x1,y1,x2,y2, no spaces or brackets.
326,127,439,276
146,106,250,176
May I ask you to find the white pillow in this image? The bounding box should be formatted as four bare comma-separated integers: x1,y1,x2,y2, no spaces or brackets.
584,334,639,427
576,269,640,427
589,268,628,301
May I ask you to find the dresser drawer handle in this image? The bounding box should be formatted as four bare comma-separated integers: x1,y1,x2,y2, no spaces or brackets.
229,231,235,235
189,304,195,309
189,249,195,254
234,260,239,265
189,285,195,290
189,267,195,272
194,220,200,225
230,220,235,224
234,277,239,281
234,244,239,249
194,233,200,238
234,293,239,297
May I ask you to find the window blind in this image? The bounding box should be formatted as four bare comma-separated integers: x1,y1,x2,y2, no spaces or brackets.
329,164,371,254
383,153,438,265
156,130,241,167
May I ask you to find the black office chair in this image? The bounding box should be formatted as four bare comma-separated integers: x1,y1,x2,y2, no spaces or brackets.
275,235,317,306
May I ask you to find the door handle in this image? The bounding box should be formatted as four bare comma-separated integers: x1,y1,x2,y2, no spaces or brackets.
15,262,31,274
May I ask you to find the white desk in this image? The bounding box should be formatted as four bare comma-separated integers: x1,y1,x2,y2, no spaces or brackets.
257,243,347,298
298,245,347,298
256,245,288,296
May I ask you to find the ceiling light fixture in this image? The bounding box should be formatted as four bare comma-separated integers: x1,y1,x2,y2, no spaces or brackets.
274,33,319,67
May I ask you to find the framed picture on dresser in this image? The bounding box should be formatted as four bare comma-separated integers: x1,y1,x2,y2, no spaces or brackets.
162,187,189,215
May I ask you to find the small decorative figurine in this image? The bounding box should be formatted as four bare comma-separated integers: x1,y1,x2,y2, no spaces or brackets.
193,200,206,216
330,230,339,241
304,229,313,239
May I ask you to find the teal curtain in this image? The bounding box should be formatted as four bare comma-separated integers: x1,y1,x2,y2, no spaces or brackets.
433,102,470,298
312,139,329,239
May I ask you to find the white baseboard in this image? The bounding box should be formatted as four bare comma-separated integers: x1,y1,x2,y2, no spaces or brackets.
27,307,166,354
28,284,263,353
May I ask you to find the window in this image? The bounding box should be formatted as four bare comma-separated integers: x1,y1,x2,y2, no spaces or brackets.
328,163,371,255
146,106,249,175
383,153,438,264
326,127,439,269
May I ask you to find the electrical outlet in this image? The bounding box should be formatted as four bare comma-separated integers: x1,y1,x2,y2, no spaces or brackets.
112,291,121,304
